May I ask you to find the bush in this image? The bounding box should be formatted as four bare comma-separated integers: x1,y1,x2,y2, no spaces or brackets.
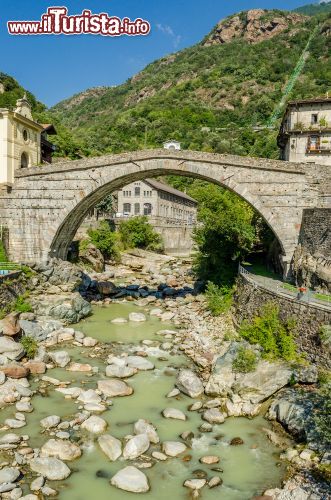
20,336,38,359
232,346,258,373
13,295,33,314
119,216,164,252
0,240,7,262
314,386,331,447
86,221,121,260
205,281,233,316
239,303,298,362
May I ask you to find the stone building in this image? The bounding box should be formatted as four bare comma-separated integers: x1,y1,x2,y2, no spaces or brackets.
0,95,56,186
278,97,331,166
117,179,197,223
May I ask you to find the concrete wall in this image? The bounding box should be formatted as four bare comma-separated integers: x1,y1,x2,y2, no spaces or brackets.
234,273,331,367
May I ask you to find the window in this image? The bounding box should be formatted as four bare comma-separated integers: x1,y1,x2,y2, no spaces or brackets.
20,152,29,168
123,203,131,214
311,114,318,125
135,186,140,197
134,203,140,215
308,135,320,151
23,129,28,142
143,203,152,215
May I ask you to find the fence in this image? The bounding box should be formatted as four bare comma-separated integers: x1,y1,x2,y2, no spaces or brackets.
238,263,331,309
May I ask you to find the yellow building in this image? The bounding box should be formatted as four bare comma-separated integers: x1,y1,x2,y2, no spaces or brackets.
0,94,43,186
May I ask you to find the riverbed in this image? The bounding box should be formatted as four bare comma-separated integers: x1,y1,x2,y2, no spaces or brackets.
1,302,286,499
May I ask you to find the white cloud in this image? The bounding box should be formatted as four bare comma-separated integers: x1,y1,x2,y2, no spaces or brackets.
156,23,181,48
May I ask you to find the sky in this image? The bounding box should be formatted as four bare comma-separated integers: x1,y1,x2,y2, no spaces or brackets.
0,0,314,107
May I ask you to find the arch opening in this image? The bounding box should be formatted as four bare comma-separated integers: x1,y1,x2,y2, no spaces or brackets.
20,152,29,169
49,166,287,277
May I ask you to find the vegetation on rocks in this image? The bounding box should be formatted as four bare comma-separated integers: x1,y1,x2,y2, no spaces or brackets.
205,281,233,316
82,221,121,261
0,240,8,262
20,335,38,359
239,303,298,362
13,294,33,314
232,346,258,373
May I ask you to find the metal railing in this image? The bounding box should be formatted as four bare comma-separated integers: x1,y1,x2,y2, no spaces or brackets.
238,264,331,309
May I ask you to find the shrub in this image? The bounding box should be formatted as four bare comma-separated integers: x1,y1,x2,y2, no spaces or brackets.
239,303,298,362
13,294,33,314
314,386,331,447
20,336,38,359
119,216,164,252
205,281,233,316
87,221,121,260
232,346,258,373
0,240,7,262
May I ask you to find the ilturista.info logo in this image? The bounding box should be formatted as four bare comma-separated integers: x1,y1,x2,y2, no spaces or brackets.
7,7,151,36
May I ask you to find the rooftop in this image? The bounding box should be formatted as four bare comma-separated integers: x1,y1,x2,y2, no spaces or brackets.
287,97,331,106
145,178,197,203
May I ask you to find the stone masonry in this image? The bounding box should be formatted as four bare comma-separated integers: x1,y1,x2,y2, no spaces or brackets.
0,149,330,274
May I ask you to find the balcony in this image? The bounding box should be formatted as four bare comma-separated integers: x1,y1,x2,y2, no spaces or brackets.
306,142,331,154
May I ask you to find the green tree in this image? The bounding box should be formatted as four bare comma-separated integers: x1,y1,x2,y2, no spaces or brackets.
119,216,163,252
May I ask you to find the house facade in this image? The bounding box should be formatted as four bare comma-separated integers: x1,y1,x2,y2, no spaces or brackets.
278,97,331,166
116,179,197,224
0,95,56,186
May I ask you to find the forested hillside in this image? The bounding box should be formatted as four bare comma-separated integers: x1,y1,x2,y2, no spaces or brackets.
51,9,330,159
295,2,331,16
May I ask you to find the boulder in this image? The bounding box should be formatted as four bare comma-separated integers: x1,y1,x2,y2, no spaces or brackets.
105,365,137,378
77,389,101,405
176,369,204,398
35,293,91,324
67,362,92,372
29,457,71,480
184,479,206,490
202,408,225,424
128,312,146,322
123,434,150,460
111,466,149,493
162,408,186,421
0,364,29,379
80,243,105,273
0,313,21,337
81,415,107,433
0,337,24,360
162,441,187,457
19,319,62,342
97,379,133,397
24,361,46,374
40,415,61,429
49,351,70,368
41,439,81,461
96,281,118,295
134,419,159,444
98,434,122,461
0,467,20,483
126,356,154,371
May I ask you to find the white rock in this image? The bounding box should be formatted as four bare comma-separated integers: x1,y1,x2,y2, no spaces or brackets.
29,457,71,480
97,379,133,397
167,388,180,398
15,401,33,412
111,318,127,324
105,365,137,378
30,476,45,491
152,451,167,461
176,369,204,398
0,434,21,445
4,419,26,429
111,466,149,493
0,337,24,360
49,351,70,368
128,313,146,322
83,337,98,347
81,415,107,434
40,415,61,429
40,439,81,461
98,434,122,461
123,434,150,460
77,389,101,405
134,419,159,444
55,387,82,398
162,441,187,457
184,479,206,490
202,408,225,424
0,467,20,483
126,356,154,371
162,408,186,421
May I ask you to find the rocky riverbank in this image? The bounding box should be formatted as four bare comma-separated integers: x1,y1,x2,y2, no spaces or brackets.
0,254,329,498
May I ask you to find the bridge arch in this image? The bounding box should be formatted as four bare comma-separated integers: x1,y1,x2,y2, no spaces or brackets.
1,149,317,276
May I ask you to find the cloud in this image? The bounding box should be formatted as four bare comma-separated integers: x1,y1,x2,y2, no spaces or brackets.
156,23,181,48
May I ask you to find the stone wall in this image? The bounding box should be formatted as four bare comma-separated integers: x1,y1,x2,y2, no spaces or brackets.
292,208,331,291
233,274,331,367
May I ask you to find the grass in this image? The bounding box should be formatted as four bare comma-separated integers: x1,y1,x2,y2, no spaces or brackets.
243,262,280,280
282,282,297,292
314,293,331,303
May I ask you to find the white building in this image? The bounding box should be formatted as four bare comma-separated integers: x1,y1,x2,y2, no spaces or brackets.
278,97,331,166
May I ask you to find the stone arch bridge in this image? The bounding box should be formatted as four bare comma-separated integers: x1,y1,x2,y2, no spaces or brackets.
0,149,330,275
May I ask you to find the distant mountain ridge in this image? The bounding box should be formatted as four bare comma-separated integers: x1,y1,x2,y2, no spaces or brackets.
294,1,331,15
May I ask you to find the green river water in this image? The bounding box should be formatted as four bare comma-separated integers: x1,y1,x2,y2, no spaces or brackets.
1,303,286,499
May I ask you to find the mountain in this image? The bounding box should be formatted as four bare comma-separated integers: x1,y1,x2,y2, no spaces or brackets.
294,2,331,16
51,9,331,159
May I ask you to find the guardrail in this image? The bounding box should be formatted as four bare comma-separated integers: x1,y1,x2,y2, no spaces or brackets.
238,263,331,309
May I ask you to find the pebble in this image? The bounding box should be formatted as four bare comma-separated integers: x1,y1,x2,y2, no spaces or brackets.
184,478,206,490
162,408,187,421
40,415,61,429
162,441,187,457
81,415,107,433
111,466,149,493
200,455,220,465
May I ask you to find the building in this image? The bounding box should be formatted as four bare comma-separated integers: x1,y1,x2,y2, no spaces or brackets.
163,140,181,150
0,94,56,186
278,97,331,166
116,179,197,223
